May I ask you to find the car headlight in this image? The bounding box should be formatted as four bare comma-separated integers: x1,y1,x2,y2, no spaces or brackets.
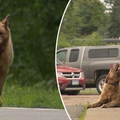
80,72,85,78
57,72,64,77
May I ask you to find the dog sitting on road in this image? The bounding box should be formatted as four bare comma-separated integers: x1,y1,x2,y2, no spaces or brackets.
87,63,120,108
0,15,13,106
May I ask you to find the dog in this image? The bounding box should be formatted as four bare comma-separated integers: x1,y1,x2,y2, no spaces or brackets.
87,63,120,108
0,15,13,106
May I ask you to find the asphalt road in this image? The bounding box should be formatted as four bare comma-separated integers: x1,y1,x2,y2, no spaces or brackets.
66,106,84,120
0,107,69,120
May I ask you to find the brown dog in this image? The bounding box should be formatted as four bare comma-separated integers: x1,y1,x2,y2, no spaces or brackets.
87,63,120,108
0,15,13,106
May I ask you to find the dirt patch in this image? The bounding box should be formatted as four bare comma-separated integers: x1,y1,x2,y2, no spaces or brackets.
62,95,100,106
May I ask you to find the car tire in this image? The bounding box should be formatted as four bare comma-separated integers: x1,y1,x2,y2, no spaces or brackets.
67,90,80,95
96,74,107,94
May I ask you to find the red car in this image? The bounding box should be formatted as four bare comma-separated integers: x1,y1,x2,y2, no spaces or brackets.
56,59,86,95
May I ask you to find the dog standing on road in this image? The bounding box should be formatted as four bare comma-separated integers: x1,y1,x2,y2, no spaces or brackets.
87,63,120,108
0,15,13,106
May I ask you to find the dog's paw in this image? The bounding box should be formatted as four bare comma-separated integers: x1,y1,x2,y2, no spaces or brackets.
101,104,108,108
87,105,92,109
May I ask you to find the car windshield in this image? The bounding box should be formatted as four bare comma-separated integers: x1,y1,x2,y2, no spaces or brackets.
57,59,64,65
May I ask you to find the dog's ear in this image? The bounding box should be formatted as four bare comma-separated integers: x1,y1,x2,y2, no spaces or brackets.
1,14,10,30
116,63,119,68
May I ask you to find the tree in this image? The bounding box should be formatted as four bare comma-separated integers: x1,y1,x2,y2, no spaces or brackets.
58,0,106,48
78,0,106,35
108,0,120,38
104,0,114,12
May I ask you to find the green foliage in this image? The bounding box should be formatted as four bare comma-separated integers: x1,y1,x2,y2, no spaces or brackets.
108,0,120,37
57,32,71,49
79,105,87,120
0,0,69,87
58,32,106,49
58,0,107,48
73,32,105,46
2,82,63,109
60,0,105,37
78,0,105,35
85,32,105,46
97,13,111,37
58,31,105,48
60,0,81,39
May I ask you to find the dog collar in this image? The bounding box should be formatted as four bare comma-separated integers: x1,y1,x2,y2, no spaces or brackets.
107,82,119,87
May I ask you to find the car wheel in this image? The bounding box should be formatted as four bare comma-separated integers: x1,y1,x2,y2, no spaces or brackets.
96,74,107,94
67,90,80,95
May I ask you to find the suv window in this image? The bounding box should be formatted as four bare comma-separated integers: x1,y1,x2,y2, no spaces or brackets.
69,49,79,62
57,50,67,62
109,49,118,57
89,48,118,58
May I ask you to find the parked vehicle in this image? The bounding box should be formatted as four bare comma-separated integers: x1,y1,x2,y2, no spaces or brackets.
57,45,120,94
56,59,86,95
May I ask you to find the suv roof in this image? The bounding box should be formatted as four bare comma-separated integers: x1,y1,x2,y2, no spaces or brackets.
58,45,120,50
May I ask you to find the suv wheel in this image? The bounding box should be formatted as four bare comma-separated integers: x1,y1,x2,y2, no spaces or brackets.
96,74,107,94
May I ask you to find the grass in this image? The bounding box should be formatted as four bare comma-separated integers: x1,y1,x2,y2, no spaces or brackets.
80,88,99,95
79,88,98,120
2,82,63,109
79,105,88,120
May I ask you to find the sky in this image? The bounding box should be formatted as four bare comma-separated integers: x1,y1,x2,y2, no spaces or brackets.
100,0,104,3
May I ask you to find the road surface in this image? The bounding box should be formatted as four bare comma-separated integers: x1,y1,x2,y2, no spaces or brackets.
62,94,99,106
62,94,120,120
62,94,100,120
84,108,120,120
0,107,69,120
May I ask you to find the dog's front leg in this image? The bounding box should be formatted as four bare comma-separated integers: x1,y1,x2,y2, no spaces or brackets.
87,99,107,108
87,93,108,108
0,69,8,106
102,101,119,108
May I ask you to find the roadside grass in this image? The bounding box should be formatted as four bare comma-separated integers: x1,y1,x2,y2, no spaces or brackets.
79,105,87,120
79,88,98,120
80,88,99,95
79,103,90,120
2,82,63,109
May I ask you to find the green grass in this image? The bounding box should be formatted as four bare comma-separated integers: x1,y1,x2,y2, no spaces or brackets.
2,83,63,109
79,88,98,120
80,88,99,95
79,105,88,120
